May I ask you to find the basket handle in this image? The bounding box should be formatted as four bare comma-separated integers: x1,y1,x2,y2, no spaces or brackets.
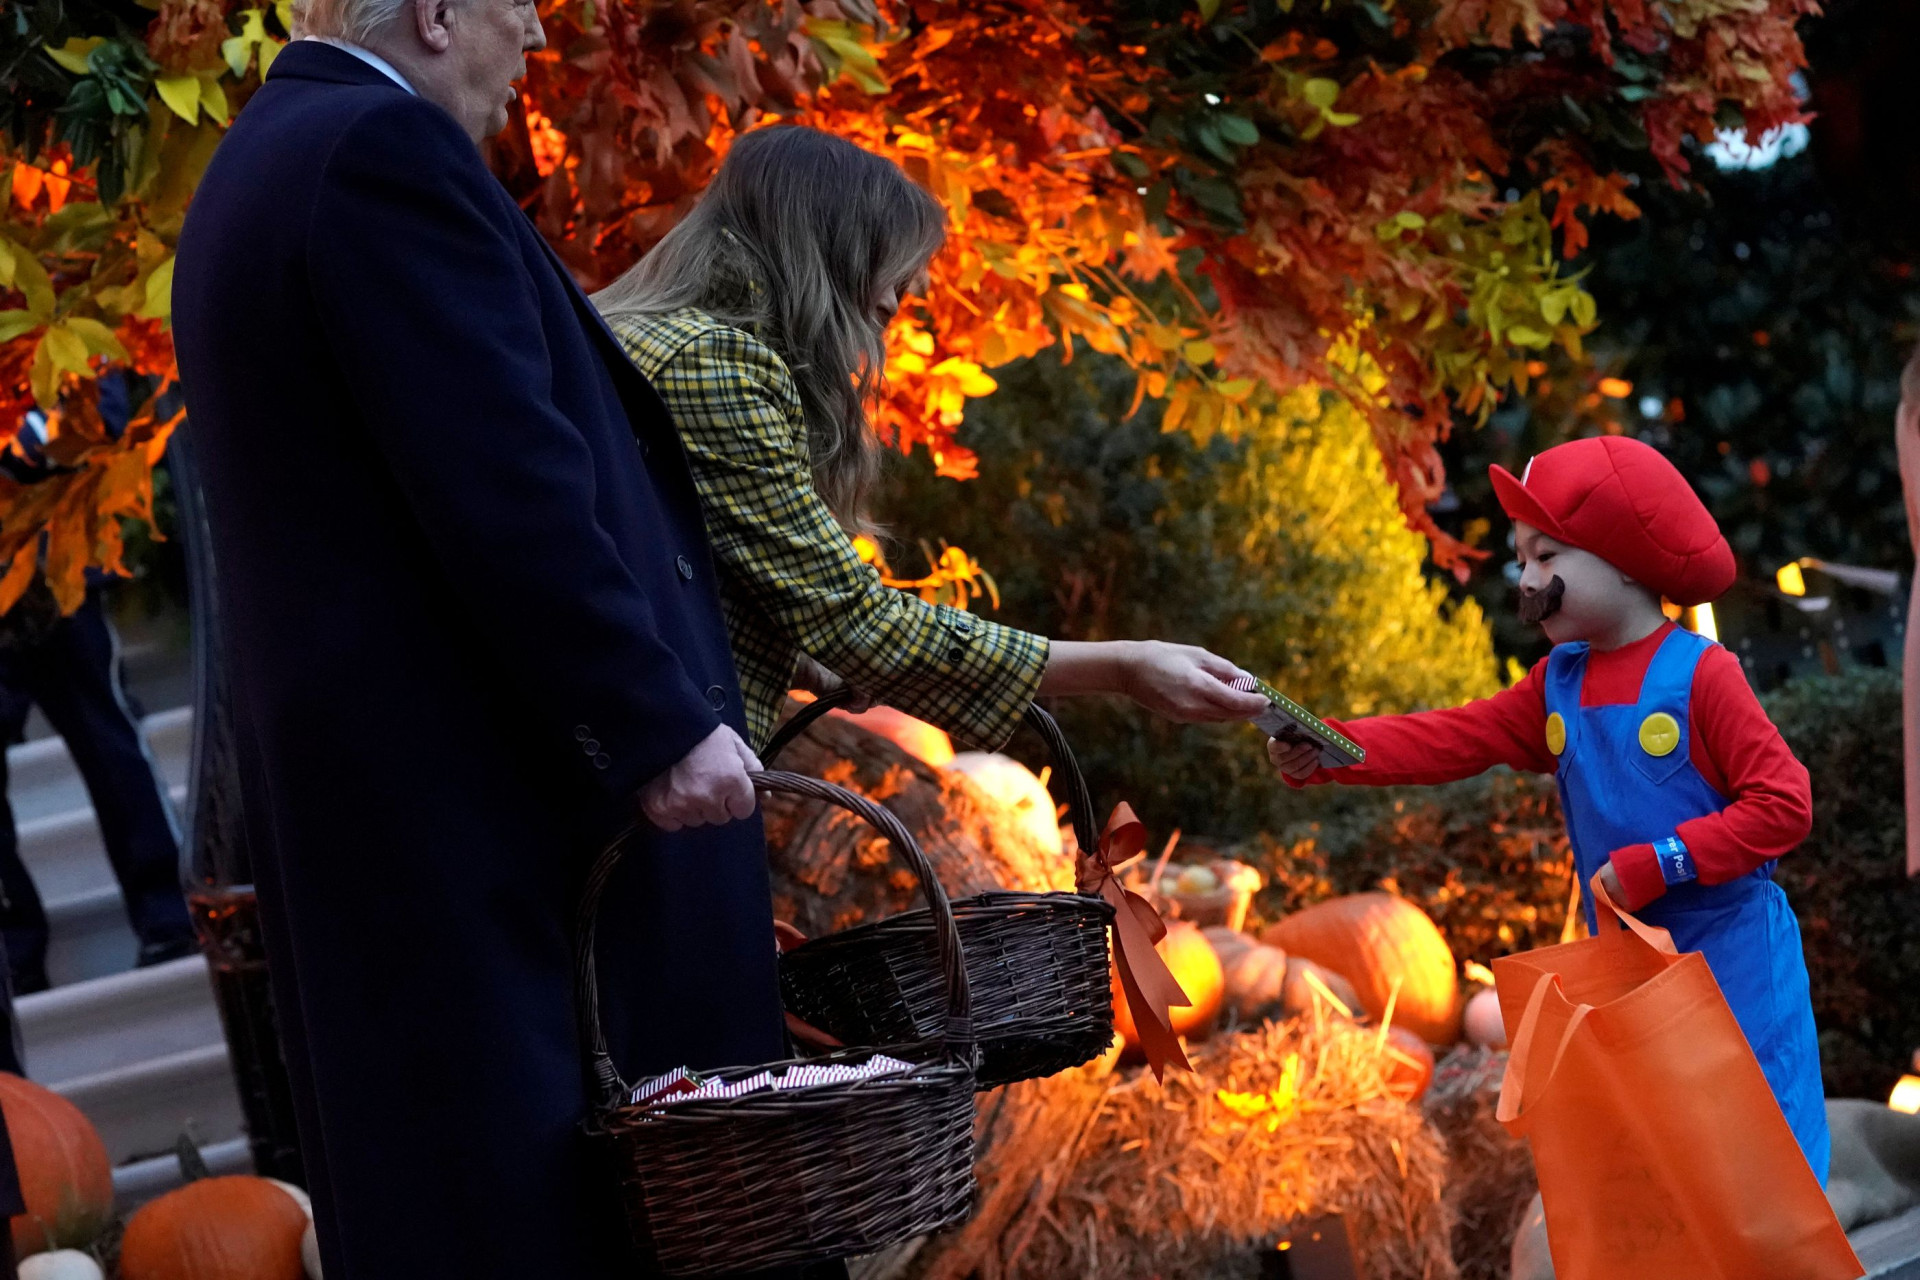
763,691,1099,859
761,686,860,765
574,769,974,1109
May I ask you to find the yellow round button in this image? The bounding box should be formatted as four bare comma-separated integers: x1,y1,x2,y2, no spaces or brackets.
1545,712,1566,756
1639,712,1681,758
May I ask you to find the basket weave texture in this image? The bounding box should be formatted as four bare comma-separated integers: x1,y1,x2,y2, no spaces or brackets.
768,697,1116,1089
578,771,978,1277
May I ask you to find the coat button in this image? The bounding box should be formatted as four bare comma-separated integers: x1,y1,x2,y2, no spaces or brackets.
947,647,965,662
583,739,600,755
593,753,611,770
574,725,591,742
705,685,727,711
676,555,694,580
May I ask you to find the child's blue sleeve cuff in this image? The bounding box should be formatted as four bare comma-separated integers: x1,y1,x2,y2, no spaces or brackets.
1656,836,1697,886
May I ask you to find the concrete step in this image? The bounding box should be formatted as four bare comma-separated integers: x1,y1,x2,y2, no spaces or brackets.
18,783,188,988
17,954,244,1167
112,1136,252,1210
57,1041,243,1165
8,706,191,826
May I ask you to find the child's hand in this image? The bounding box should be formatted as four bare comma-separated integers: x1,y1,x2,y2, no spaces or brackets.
1595,860,1626,907
1268,737,1321,782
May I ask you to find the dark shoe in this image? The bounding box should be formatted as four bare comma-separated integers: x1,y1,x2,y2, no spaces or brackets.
8,967,48,997
137,935,201,968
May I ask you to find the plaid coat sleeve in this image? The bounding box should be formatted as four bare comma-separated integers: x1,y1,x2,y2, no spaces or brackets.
637,320,1048,751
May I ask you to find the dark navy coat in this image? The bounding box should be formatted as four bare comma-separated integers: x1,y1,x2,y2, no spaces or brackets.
172,42,787,1278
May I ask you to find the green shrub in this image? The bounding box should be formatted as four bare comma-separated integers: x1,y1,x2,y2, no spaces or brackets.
1765,667,1919,1100
876,352,1499,839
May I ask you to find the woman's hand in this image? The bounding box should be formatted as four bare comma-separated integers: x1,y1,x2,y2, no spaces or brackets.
793,653,873,713
1115,642,1271,722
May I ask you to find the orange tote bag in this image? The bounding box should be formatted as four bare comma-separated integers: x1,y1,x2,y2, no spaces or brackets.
1492,875,1861,1280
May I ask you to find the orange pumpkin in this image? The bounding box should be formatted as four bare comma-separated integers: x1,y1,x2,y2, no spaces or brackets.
1381,1025,1435,1101
0,1074,112,1257
1262,893,1460,1045
827,705,955,766
119,1176,308,1280
1113,920,1224,1050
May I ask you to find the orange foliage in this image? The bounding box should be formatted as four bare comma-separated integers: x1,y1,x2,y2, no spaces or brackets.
0,0,1815,608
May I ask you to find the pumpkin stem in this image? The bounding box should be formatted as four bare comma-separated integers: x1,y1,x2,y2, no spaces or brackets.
173,1133,212,1183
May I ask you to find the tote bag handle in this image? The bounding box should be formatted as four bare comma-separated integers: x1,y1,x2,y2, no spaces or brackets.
1496,971,1594,1123
1588,870,1678,955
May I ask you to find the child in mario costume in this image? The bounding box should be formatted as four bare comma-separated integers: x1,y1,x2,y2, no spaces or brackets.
1270,435,1829,1182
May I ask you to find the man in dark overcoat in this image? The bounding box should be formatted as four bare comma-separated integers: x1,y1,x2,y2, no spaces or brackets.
169,0,797,1272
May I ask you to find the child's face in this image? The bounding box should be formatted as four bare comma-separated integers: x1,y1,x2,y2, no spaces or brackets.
1513,523,1649,645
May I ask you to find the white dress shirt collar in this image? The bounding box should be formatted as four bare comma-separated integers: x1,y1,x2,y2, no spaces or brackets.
299,35,417,95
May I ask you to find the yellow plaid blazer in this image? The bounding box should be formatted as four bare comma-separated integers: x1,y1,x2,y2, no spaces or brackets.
610,307,1048,753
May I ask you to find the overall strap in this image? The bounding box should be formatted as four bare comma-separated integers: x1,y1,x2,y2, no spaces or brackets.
1543,642,1589,759
1636,626,1711,716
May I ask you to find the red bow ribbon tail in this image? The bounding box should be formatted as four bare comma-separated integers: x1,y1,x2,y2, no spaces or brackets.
1086,803,1193,1080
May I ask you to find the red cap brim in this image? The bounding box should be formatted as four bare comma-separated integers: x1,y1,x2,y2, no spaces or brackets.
1490,464,1574,550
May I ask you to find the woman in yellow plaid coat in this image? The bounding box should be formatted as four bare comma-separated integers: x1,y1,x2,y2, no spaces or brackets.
595,126,1267,759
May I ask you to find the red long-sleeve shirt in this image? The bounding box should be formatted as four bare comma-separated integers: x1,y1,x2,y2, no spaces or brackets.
1297,623,1812,910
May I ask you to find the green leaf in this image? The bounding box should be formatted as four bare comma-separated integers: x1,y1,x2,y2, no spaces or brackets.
1301,78,1341,110
0,311,41,344
140,255,175,322
1114,151,1149,179
1196,121,1234,164
1506,325,1551,348
64,317,128,361
199,74,230,126
1570,291,1597,328
1217,114,1259,146
1197,0,1223,20
155,75,201,124
1540,291,1569,326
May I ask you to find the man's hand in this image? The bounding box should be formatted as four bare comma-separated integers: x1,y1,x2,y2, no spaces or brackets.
639,723,762,831
1268,737,1322,782
1114,642,1272,723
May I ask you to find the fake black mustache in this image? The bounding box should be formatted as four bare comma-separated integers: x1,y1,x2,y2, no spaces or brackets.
1517,576,1566,625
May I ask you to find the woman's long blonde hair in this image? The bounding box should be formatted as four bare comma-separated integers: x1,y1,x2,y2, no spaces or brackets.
595,126,946,521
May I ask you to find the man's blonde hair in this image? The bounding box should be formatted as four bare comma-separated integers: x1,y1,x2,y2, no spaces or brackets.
291,0,410,43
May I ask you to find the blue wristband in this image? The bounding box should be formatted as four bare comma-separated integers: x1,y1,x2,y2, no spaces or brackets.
1656,836,1697,886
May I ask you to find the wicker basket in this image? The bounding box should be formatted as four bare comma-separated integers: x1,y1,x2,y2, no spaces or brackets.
766,694,1116,1091
578,771,978,1277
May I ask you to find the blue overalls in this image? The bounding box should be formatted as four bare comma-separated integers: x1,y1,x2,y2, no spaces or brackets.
1544,626,1830,1183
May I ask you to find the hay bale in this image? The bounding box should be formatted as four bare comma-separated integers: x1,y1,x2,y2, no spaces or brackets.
875,1011,1458,1280
1422,1047,1537,1280
761,708,1073,937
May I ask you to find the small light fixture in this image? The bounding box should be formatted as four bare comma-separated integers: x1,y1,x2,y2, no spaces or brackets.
1890,1075,1920,1114
1776,561,1807,597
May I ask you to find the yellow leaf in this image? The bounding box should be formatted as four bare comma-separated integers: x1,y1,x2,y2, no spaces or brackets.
41,325,92,377
274,0,295,34
199,74,230,126
222,9,267,77
44,37,105,75
1183,339,1217,365
155,76,202,124
63,317,128,362
1146,323,1185,352
139,255,175,322
4,248,55,321
1301,78,1341,110
28,339,58,410
257,37,283,78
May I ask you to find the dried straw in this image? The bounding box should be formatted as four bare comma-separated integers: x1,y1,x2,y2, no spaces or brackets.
1422,1046,1538,1280
895,1003,1460,1280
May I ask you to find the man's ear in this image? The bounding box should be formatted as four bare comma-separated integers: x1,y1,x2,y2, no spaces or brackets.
413,0,453,53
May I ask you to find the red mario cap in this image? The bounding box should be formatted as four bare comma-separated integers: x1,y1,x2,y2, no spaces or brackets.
1489,437,1735,607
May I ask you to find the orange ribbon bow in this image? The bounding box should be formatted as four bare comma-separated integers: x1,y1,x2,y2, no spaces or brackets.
1077,802,1193,1079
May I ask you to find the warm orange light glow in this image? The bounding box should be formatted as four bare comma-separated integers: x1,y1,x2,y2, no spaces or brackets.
1683,602,1718,642
1776,562,1806,597
1598,376,1633,398
1891,1075,1920,1114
